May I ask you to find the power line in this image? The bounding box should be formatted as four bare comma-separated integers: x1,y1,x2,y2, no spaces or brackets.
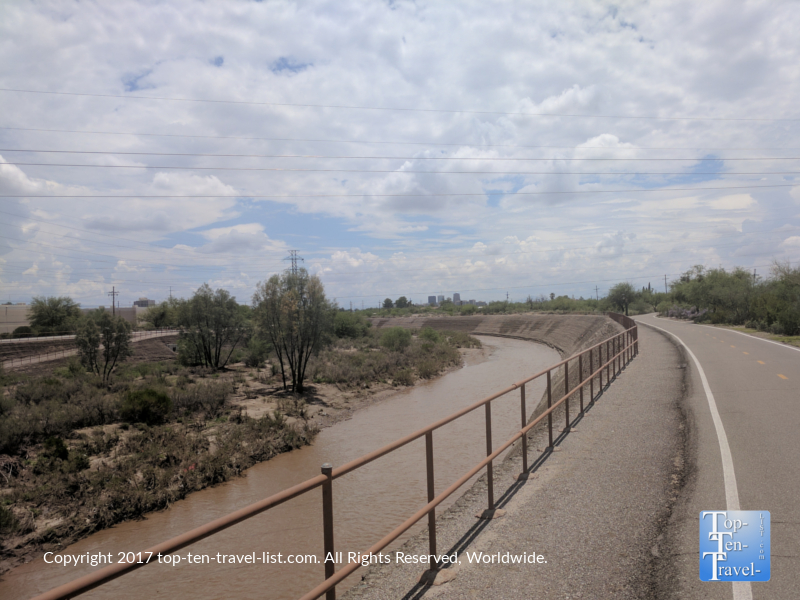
4,230,797,282
3,148,800,161
5,161,800,175
1,88,797,122
4,126,800,151
1,183,794,199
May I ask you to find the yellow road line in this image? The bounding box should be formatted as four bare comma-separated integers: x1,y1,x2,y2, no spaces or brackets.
778,374,788,380
743,351,749,355
757,360,765,365
731,345,736,348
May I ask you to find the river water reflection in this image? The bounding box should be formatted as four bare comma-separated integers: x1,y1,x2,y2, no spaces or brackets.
3,337,558,600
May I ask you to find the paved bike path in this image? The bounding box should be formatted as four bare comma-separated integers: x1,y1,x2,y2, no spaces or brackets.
636,315,799,600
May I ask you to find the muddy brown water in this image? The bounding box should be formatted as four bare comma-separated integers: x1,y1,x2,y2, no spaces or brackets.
3,337,559,600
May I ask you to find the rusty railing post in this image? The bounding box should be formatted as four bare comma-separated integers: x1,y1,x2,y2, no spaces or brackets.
425,431,438,570
598,345,603,392
589,347,594,402
564,360,570,431
579,353,584,414
485,402,494,510
520,384,528,474
321,463,336,600
606,340,610,382
547,370,553,448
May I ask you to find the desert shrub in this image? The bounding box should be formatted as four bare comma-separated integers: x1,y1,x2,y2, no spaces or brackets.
334,311,370,338
120,388,172,425
53,357,85,378
244,337,269,368
12,326,36,339
417,359,439,379
419,327,442,343
380,327,411,351
769,322,786,335
170,381,230,420
392,369,415,386
0,505,18,534
43,436,69,460
443,331,482,348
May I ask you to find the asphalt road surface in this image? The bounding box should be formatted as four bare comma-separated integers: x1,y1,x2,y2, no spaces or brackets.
635,314,799,600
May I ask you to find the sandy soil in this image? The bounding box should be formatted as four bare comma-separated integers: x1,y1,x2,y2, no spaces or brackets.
227,345,490,430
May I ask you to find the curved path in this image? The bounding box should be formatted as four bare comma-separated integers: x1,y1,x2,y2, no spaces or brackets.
635,314,799,600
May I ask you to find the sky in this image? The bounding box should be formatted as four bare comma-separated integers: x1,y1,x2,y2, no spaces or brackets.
1,0,799,308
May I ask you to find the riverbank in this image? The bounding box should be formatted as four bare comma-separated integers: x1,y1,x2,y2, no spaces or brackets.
0,329,482,576
0,334,554,600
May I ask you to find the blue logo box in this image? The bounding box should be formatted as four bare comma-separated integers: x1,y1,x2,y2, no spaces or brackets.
699,511,770,581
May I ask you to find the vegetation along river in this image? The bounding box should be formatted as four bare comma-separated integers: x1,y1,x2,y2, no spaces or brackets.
2,336,559,600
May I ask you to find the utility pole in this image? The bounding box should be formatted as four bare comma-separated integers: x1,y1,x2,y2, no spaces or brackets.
284,250,304,275
595,286,599,301
107,286,119,316
753,268,757,285
664,274,668,294
169,286,173,300
506,291,509,302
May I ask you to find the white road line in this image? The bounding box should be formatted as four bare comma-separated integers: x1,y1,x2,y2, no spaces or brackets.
697,323,800,354
641,319,753,600
649,313,800,354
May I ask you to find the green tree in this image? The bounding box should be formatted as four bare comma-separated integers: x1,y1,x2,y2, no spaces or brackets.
76,312,132,384
253,269,334,393
29,296,81,335
176,284,249,370
139,299,179,329
607,282,637,316
383,298,394,309
395,296,409,309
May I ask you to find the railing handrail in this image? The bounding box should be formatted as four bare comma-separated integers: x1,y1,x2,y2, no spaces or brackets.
31,315,639,600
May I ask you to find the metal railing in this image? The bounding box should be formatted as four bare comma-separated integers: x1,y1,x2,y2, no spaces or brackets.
1,329,178,369
32,315,638,600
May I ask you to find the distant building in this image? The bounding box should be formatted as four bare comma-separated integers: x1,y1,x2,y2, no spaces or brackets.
468,299,476,305
437,295,445,304
453,293,461,303
133,297,156,308
428,295,437,306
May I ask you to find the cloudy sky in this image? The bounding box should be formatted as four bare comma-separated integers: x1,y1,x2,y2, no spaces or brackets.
1,0,799,308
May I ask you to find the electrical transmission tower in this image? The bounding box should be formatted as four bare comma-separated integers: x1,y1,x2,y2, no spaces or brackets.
284,250,304,275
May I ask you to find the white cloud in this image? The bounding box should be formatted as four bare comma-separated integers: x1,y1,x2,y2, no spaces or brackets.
1,1,799,303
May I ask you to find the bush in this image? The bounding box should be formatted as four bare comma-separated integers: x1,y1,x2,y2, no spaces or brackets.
0,505,18,534
769,322,786,335
43,436,69,460
334,311,370,338
244,337,269,368
380,327,412,351
12,326,36,339
392,368,415,386
419,327,442,343
120,389,172,425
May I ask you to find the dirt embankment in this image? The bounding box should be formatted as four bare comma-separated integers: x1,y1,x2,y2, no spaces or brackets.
0,339,77,364
5,336,179,377
370,313,620,357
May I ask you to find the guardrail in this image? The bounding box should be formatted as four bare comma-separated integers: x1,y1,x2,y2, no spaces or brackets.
32,314,638,600
1,329,178,369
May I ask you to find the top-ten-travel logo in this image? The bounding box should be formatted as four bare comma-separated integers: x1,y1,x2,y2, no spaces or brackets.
699,510,770,582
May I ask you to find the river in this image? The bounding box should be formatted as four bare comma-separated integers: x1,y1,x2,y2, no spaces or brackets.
3,336,559,600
